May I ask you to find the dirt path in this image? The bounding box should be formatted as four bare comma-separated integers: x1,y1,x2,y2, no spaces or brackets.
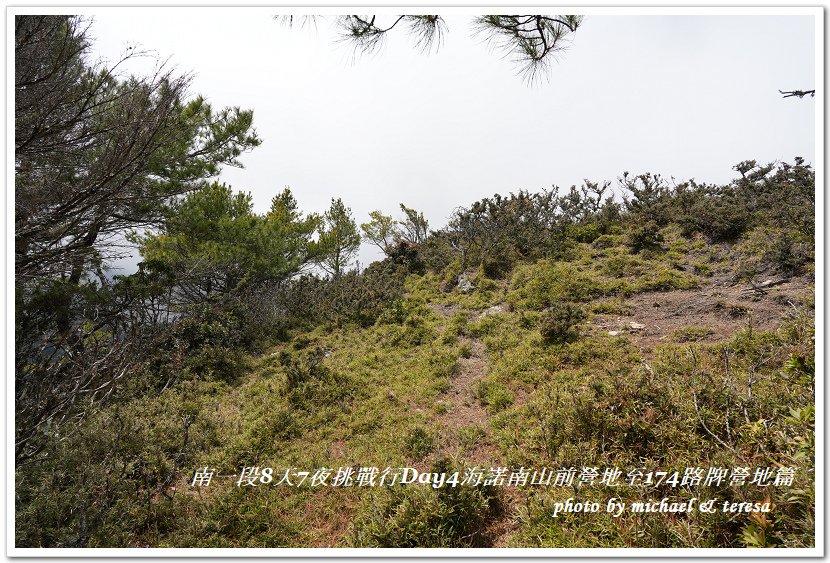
434,334,495,463
428,303,518,546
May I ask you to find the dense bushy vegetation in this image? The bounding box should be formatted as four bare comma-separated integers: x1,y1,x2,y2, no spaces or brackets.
15,15,815,550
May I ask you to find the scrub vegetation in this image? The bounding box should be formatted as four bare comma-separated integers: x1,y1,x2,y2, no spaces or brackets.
15,15,815,549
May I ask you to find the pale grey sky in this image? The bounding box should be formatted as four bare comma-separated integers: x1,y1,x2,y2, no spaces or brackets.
84,9,817,270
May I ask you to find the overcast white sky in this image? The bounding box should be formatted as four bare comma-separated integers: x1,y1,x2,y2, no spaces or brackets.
82,8,817,269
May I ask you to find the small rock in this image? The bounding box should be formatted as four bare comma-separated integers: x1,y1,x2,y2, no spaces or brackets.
629,321,646,330
457,273,474,293
480,304,506,318
653,301,660,308
608,330,620,336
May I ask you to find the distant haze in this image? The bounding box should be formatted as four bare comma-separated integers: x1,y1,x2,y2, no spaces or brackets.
81,9,816,273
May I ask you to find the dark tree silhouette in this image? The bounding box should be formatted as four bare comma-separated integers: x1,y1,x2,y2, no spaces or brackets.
278,14,582,82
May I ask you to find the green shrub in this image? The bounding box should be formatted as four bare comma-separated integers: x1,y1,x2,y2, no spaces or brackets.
691,260,712,276
139,305,249,388
316,261,409,327
447,311,469,336
260,261,409,331
349,458,498,547
627,220,664,253
474,380,514,413
377,298,407,325
734,225,813,280
229,406,299,466
764,231,812,274
186,486,302,547
668,180,752,242
15,383,222,547
600,253,643,277
279,347,351,409
591,233,621,250
539,303,586,344
183,345,247,383
567,222,603,243
481,245,518,279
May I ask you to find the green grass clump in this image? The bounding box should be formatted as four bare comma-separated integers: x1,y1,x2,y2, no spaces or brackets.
404,426,436,460
507,243,701,313
673,325,715,342
457,424,487,451
475,380,514,413
589,298,633,315
427,349,460,379
348,459,499,548
509,260,604,310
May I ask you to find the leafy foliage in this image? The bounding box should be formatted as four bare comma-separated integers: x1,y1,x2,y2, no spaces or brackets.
14,15,260,464
15,16,260,282
361,210,400,255
136,184,319,303
317,198,361,279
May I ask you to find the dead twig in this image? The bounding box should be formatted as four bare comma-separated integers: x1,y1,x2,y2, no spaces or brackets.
688,347,737,453
742,277,791,295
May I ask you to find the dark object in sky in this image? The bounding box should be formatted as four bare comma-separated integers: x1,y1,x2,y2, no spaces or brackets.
779,89,816,98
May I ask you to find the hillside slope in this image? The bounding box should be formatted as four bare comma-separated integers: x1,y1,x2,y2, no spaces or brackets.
17,225,814,548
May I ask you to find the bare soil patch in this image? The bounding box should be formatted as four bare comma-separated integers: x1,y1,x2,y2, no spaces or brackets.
434,336,497,463
591,274,813,350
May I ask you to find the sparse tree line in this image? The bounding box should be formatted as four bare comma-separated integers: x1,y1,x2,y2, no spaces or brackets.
15,15,815,471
